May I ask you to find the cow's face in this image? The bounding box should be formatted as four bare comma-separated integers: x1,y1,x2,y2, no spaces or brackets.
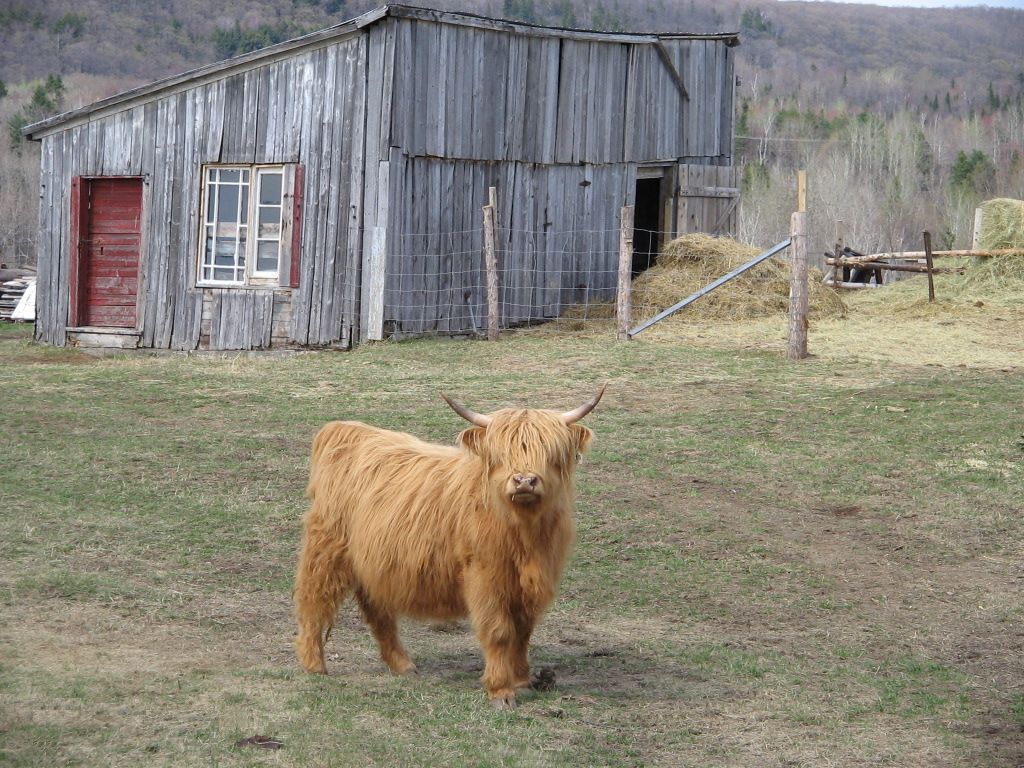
442,387,604,512
458,409,593,509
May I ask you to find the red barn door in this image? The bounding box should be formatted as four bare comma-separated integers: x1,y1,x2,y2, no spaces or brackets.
70,177,143,328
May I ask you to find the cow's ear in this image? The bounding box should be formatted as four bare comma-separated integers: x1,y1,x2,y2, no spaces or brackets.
570,424,593,456
458,427,487,455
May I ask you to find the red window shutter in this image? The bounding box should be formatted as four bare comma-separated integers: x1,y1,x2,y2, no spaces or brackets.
68,176,86,326
289,164,305,289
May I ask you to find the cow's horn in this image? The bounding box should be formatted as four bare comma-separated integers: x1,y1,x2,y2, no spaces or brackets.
441,393,492,427
561,384,607,424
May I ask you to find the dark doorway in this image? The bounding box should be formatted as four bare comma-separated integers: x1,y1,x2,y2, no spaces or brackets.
633,177,661,275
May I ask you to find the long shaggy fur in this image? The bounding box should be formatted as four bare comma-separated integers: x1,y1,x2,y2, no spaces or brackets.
294,406,593,706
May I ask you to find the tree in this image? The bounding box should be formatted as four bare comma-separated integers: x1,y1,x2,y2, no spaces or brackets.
7,74,64,149
950,149,995,198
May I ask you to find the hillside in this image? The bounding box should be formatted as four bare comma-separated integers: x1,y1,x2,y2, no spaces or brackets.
1,0,1022,269
1,0,1022,112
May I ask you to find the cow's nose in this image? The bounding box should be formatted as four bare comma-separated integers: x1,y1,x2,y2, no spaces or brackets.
513,473,539,490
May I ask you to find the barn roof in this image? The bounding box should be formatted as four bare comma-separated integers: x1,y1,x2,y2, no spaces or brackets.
23,4,740,141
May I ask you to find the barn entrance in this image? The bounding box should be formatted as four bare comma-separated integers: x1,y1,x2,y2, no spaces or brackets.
632,176,663,275
70,177,143,328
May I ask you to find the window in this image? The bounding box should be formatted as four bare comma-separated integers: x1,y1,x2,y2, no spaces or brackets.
198,164,302,288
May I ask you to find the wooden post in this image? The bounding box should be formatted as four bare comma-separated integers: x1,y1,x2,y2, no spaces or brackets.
829,219,845,287
923,230,936,303
797,170,807,213
787,210,809,360
971,206,984,267
483,186,499,341
617,205,634,340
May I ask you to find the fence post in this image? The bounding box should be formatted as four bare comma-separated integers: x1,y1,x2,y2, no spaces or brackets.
923,230,936,303
829,219,844,287
483,186,499,341
971,206,984,268
617,205,634,340
787,210,809,360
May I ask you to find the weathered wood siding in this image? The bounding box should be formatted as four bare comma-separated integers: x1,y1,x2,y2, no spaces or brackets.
678,163,740,238
35,35,367,350
374,17,736,337
387,18,735,166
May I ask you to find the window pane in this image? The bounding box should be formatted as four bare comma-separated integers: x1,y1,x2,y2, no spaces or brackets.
214,267,234,281
259,172,282,205
217,185,239,223
240,186,249,224
213,237,235,266
258,208,281,240
220,169,240,183
205,189,215,224
256,240,279,273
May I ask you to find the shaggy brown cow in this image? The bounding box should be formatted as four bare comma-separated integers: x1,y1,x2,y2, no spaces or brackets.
294,387,604,708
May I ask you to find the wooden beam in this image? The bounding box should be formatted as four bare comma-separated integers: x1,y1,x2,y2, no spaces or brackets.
825,258,964,274
842,248,1022,263
678,185,739,198
653,41,690,101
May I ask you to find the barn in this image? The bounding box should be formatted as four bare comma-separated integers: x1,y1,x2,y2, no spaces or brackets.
24,4,739,351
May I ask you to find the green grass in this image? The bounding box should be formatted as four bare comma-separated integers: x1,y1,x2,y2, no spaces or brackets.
1,323,1022,766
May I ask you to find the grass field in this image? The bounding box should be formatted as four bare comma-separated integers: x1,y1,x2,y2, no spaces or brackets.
1,319,1022,767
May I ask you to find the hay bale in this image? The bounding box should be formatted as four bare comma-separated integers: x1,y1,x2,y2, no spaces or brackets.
978,198,1024,251
631,233,846,322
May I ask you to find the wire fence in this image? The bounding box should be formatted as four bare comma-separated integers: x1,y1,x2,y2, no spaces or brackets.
378,221,798,340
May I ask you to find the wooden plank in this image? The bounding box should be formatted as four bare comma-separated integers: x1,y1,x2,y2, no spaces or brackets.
342,35,368,347
313,45,341,344
289,50,319,344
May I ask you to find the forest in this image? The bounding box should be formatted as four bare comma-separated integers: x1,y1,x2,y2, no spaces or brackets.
1,0,1022,267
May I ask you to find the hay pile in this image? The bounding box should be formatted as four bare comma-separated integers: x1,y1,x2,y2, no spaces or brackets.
964,197,1024,288
977,197,1024,251
632,233,846,321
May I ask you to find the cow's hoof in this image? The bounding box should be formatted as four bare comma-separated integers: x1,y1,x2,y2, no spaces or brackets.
388,660,418,676
490,693,517,710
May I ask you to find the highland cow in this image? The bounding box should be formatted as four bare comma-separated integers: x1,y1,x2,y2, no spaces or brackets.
293,387,604,708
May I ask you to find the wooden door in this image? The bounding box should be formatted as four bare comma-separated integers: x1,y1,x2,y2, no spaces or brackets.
70,177,143,328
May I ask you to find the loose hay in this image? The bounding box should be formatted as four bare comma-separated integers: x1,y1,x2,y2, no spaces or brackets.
977,197,1024,251
632,233,846,322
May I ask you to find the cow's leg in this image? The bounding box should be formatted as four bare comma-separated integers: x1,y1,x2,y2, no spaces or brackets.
510,617,534,691
294,521,353,674
466,586,522,707
355,588,417,675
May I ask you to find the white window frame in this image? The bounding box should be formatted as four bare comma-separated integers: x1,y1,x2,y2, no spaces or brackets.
197,164,288,288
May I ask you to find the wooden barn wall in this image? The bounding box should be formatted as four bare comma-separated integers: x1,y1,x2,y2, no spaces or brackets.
35,35,367,350
381,155,634,337
387,18,735,166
